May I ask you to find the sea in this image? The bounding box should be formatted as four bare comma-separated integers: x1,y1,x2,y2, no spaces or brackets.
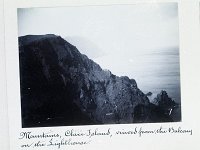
66,37,181,104
94,47,181,104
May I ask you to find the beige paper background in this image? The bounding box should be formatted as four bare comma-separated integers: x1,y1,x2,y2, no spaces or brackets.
0,0,9,149
3,0,200,150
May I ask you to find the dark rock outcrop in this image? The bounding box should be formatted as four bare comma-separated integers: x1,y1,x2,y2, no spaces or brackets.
153,90,181,121
18,34,178,127
145,92,152,96
133,90,181,123
153,91,176,109
133,103,173,123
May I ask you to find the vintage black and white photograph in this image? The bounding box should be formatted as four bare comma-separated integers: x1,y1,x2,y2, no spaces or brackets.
18,3,181,128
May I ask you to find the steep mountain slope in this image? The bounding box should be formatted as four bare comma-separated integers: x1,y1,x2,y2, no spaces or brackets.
19,34,175,127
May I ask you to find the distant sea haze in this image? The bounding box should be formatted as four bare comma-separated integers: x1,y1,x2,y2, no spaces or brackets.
94,48,181,104
65,37,180,103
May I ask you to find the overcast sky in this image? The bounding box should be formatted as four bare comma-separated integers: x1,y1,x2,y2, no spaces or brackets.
18,3,179,56
18,3,180,98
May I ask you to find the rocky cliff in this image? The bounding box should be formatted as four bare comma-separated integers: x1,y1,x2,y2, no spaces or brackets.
19,34,178,127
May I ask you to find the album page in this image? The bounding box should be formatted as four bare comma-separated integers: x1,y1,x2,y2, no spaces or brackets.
0,0,9,149
3,0,200,150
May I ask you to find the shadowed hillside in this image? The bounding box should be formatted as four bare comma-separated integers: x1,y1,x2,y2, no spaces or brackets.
18,34,180,127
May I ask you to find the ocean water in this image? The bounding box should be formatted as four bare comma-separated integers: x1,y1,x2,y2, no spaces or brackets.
131,50,181,103
94,48,181,104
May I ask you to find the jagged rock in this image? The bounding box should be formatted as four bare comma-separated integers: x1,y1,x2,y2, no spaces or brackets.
146,92,153,96
133,103,173,123
18,34,178,127
138,90,181,122
154,91,181,121
153,90,176,108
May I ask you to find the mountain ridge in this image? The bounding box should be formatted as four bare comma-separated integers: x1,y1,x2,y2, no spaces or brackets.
18,34,179,127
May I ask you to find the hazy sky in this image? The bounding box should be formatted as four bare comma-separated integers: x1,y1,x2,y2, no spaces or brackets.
18,3,180,99
18,3,179,56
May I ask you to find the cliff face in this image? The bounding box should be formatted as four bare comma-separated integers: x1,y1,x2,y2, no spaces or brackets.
19,34,174,127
